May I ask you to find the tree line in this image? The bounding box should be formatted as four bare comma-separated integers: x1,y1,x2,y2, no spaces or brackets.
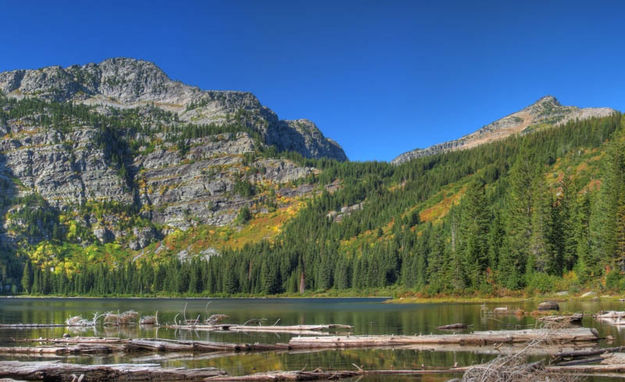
18,113,625,296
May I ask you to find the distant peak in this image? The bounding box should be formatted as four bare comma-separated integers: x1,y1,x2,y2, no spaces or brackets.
97,57,165,74
533,95,560,106
99,57,155,66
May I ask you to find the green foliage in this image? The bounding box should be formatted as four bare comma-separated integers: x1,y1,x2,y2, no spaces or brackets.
236,206,252,225
6,97,625,297
526,272,558,294
8,193,65,243
233,179,256,197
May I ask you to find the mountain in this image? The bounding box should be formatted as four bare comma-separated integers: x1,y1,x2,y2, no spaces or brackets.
392,96,616,164
0,58,347,161
0,58,348,263
2,58,625,298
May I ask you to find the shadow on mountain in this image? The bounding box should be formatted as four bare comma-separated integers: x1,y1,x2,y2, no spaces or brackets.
0,151,19,293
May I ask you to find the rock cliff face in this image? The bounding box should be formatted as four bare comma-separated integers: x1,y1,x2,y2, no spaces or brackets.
0,57,346,161
0,58,346,251
392,96,616,164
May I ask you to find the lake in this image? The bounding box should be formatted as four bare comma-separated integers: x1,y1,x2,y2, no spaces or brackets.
1,297,624,381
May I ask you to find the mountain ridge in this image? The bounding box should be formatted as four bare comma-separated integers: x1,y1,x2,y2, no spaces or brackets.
392,96,616,164
0,57,347,162
0,58,355,261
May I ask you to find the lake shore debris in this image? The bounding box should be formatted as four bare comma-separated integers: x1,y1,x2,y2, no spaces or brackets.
0,360,225,381
538,313,583,326
437,322,469,330
0,326,621,381
3,327,599,357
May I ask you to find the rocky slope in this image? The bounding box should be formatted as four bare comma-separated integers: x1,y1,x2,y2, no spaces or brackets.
392,96,616,164
0,58,346,255
0,57,346,161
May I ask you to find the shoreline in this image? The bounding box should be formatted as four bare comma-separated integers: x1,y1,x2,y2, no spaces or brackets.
1,293,622,304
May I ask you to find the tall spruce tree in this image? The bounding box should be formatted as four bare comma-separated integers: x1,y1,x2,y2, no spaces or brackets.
529,172,555,274
460,180,491,288
501,154,534,288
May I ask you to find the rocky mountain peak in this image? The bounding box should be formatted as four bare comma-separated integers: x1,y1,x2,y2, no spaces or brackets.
392,96,616,164
0,58,346,162
534,95,560,106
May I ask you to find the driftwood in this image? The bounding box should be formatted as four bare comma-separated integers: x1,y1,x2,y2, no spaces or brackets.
546,364,625,374
140,311,158,326
7,337,290,354
601,352,625,365
0,323,66,328
104,311,139,326
437,322,468,330
594,311,625,319
206,367,473,381
165,323,353,335
124,339,290,353
17,336,127,345
538,313,583,326
288,328,599,349
0,344,124,355
0,360,225,381
5,340,596,359
553,345,625,363
594,311,625,326
6,328,598,357
205,314,229,325
206,362,625,381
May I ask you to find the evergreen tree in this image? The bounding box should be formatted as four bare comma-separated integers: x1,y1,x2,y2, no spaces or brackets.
459,180,491,288
501,155,534,288
529,173,555,274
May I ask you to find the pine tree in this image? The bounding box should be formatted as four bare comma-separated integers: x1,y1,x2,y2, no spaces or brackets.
501,155,534,288
459,180,491,288
574,192,593,281
555,175,578,272
21,262,32,294
529,173,555,274
590,132,625,271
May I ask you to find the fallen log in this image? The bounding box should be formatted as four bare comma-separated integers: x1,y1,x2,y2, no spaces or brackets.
553,345,625,361
594,311,625,319
165,323,352,335
538,313,583,325
9,328,599,355
0,323,67,328
555,356,604,366
437,323,468,330
0,344,122,355
288,328,599,349
601,352,625,365
546,364,625,374
16,337,127,345
206,367,473,381
10,337,291,354
124,338,291,353
0,361,225,381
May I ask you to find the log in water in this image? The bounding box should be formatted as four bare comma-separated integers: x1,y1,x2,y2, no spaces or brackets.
5,328,599,356
0,323,67,328
288,328,600,349
0,361,225,381
165,323,353,335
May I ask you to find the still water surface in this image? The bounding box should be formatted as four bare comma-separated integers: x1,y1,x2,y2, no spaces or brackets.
1,297,624,381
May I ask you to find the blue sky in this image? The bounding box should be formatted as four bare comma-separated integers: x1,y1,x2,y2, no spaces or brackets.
1,0,624,161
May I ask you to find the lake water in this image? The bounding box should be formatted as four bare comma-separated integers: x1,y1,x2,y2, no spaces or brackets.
1,297,624,381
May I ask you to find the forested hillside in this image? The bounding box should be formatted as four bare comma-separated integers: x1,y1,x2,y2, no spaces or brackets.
19,113,625,297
